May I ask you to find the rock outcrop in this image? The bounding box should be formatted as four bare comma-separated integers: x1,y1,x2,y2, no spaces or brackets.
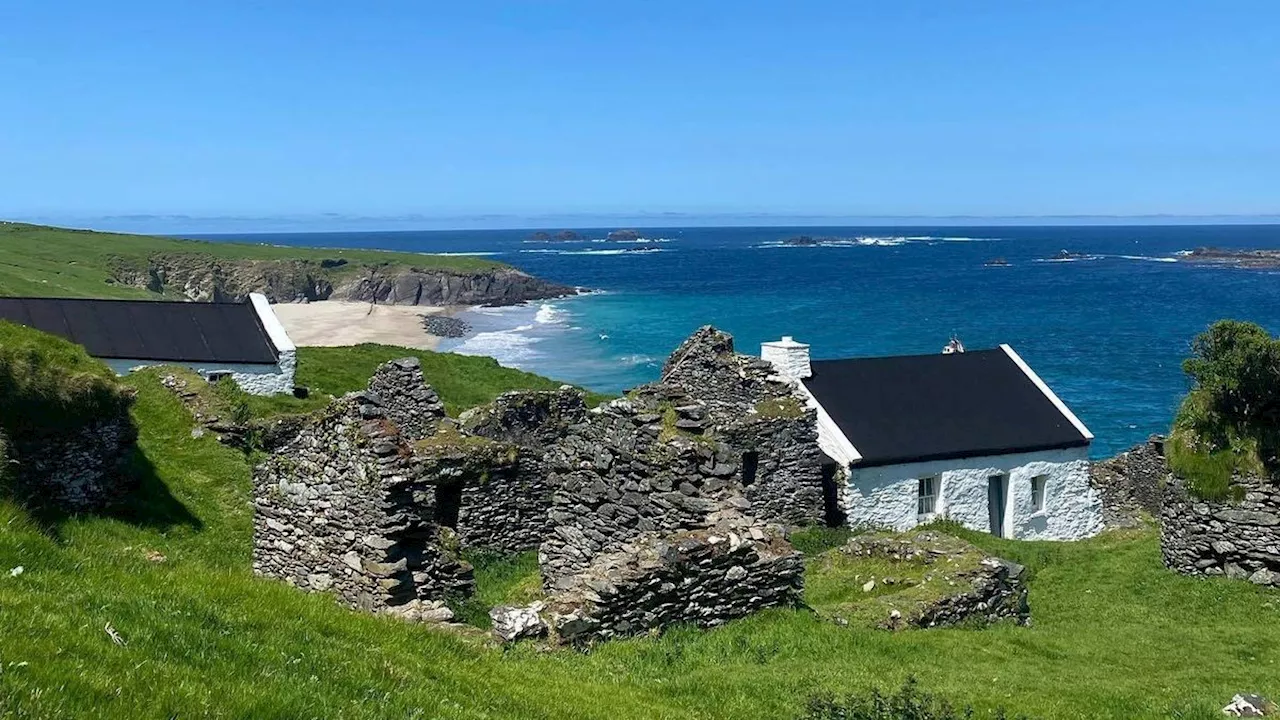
110,252,577,306
1162,474,1280,587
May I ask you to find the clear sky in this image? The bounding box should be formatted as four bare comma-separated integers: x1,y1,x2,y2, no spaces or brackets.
2,1,1277,229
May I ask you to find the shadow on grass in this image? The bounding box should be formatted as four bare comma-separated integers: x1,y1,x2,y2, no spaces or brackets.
9,446,201,540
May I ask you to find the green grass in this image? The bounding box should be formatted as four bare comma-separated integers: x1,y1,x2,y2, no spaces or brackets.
294,344,611,416
2,371,1280,717
804,531,992,629
0,321,132,439
1167,389,1267,501
451,550,544,629
0,221,505,299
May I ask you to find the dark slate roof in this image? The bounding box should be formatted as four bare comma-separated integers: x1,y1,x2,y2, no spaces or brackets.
0,297,279,364
803,348,1089,468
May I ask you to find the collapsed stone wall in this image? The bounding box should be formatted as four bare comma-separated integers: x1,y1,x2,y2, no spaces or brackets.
659,326,828,527
1089,436,1167,528
450,388,589,553
1162,474,1280,587
253,360,474,617
5,410,138,512
539,385,755,589
541,511,804,643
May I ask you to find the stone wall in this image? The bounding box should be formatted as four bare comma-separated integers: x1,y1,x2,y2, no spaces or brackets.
252,361,475,616
5,409,137,512
366,357,447,441
659,326,828,527
542,511,804,644
1161,474,1280,587
540,385,751,588
1090,436,1167,528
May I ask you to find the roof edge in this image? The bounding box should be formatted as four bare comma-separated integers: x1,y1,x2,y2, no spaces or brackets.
999,344,1094,441
851,438,1092,469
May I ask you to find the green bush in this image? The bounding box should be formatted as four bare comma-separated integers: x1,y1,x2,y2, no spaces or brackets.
0,321,132,442
1171,320,1280,498
802,677,1031,720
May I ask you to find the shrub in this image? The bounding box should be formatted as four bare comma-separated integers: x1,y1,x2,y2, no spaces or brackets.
801,677,1031,720
1171,320,1280,498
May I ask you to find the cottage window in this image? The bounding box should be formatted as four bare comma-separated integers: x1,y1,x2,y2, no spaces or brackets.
206,371,233,384
1031,475,1047,513
917,477,938,516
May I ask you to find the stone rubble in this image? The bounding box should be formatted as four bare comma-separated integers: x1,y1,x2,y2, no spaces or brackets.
1089,435,1167,528
1223,694,1276,717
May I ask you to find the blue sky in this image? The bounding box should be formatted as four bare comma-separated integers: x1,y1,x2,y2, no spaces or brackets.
2,1,1277,229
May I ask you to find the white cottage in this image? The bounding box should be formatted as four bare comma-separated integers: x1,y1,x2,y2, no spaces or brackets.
0,293,297,396
762,337,1102,541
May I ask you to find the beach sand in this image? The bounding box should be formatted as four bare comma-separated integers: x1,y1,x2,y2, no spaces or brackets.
272,301,448,351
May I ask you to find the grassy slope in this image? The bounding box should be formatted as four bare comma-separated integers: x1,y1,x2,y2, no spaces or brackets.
1,373,1278,717
293,344,611,415
0,221,504,299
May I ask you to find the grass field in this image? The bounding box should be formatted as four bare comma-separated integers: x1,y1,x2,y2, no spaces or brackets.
1,357,1279,718
0,221,504,299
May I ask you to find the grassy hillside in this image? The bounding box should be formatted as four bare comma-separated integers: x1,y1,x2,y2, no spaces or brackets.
0,221,504,299
1,368,1278,717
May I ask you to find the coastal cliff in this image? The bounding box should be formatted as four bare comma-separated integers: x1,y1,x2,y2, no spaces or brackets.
108,251,576,306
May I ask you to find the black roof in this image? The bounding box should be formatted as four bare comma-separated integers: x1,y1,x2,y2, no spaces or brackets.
0,297,279,365
803,348,1089,467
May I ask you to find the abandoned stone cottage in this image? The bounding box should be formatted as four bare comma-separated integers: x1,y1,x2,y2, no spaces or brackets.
761,336,1103,541
0,293,297,395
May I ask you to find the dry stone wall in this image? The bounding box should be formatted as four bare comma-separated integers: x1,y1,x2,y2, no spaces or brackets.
1162,474,1280,587
252,360,475,616
1089,436,1167,528
539,384,755,588
5,409,137,512
542,510,803,644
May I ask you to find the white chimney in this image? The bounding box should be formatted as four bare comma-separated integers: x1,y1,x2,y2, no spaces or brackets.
761,336,812,379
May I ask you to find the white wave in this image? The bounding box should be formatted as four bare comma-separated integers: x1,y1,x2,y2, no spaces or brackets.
452,325,543,362
1113,254,1178,263
618,354,660,367
1033,255,1102,263
534,303,568,325
518,248,668,256
432,251,501,256
756,236,909,249
1173,249,1194,257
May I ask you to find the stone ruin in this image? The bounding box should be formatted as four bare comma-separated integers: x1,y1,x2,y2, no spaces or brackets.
1,400,138,513
1162,472,1280,588
252,326,831,641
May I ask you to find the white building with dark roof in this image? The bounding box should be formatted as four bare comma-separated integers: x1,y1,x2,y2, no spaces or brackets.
0,293,297,395
762,336,1102,541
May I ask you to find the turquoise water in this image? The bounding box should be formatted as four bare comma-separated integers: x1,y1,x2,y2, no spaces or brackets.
201,225,1280,457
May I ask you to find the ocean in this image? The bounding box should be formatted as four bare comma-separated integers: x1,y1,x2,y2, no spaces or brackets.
199,225,1280,458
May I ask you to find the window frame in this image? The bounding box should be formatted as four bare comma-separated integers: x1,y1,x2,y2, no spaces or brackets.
1031,475,1048,514
917,476,939,517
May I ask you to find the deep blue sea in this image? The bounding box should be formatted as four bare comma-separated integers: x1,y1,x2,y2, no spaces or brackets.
200,225,1280,458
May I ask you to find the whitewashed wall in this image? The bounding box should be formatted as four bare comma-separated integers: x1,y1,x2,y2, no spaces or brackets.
105,351,297,395
844,446,1102,541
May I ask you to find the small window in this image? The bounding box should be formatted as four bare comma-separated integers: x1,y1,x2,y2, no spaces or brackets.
206,371,233,384
741,451,759,487
1031,475,1047,513
917,477,938,516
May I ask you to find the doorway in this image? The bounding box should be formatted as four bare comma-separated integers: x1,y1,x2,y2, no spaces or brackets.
987,474,1008,537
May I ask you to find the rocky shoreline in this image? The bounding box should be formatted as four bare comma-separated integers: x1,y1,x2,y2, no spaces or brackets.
109,251,579,307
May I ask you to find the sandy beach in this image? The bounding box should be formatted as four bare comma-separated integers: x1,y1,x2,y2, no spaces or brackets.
272,301,452,351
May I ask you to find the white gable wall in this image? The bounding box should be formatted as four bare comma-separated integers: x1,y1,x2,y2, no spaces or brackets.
845,445,1102,541
104,354,297,395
